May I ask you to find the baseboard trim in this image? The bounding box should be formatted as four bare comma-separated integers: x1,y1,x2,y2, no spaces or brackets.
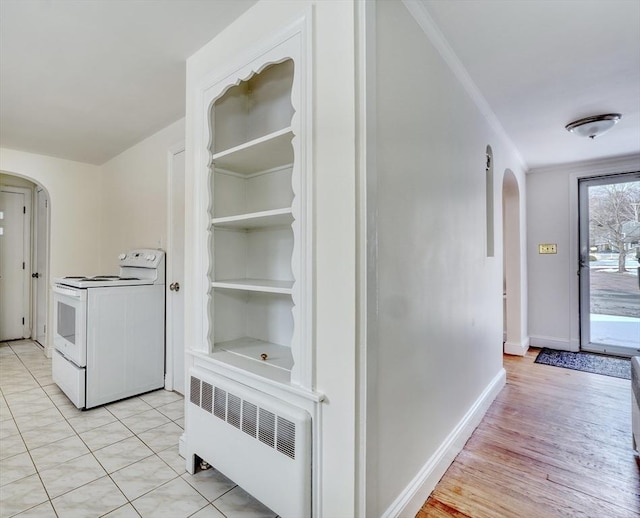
504,337,529,356
381,367,506,518
529,335,576,351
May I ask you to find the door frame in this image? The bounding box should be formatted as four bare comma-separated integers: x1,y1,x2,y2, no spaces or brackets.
578,171,640,356
165,142,185,393
32,187,50,346
1,185,32,339
567,158,640,353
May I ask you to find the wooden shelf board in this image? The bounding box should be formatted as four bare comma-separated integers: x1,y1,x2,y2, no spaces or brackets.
211,208,293,230
215,337,293,371
203,351,291,384
212,128,294,175
211,279,293,294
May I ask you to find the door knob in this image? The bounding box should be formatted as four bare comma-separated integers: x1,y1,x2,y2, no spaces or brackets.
169,282,180,292
32,272,39,279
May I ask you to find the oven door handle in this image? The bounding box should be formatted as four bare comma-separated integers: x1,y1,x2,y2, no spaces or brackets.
52,285,83,299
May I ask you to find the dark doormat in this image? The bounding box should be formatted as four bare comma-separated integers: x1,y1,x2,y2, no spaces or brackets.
534,348,631,380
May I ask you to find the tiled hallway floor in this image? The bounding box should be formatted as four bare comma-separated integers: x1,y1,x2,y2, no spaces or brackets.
0,340,277,518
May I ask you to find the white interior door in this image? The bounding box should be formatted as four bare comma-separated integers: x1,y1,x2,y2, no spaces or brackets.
34,188,49,345
168,147,186,393
0,188,31,341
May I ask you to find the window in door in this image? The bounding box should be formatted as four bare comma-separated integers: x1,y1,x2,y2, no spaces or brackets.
579,172,640,356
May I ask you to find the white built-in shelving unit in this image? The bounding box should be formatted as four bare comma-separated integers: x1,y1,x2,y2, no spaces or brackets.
209,58,297,383
190,21,314,392
186,16,321,518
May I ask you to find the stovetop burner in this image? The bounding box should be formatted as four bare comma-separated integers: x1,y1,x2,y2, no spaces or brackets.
63,275,144,282
56,250,164,289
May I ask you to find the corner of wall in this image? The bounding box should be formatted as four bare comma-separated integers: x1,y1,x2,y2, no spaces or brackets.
504,337,529,356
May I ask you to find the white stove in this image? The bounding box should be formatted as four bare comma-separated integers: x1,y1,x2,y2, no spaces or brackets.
55,276,153,288
54,250,164,288
52,249,166,409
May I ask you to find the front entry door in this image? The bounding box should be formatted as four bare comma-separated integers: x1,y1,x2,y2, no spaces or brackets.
579,172,640,356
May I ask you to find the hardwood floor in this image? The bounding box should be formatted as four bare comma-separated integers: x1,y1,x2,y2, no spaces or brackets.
417,349,640,518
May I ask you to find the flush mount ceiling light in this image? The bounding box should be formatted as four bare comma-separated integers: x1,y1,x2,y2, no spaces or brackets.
565,113,622,139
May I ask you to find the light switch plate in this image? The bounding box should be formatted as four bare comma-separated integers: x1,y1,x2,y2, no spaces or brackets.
538,243,557,254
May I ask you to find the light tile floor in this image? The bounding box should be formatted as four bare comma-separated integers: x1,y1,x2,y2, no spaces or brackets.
0,340,278,518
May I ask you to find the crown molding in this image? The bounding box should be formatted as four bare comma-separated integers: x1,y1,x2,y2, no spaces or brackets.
402,0,527,170
528,153,640,176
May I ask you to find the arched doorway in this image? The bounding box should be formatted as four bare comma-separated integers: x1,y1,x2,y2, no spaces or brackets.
0,172,50,347
502,169,527,355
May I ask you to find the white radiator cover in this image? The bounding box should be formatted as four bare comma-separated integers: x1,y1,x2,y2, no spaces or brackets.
187,368,312,517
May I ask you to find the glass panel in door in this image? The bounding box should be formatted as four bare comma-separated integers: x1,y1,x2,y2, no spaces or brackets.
579,172,640,356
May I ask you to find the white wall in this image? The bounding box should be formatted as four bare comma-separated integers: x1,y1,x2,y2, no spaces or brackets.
99,118,185,270
527,154,640,351
185,1,357,515
0,148,102,351
0,119,184,350
367,2,526,515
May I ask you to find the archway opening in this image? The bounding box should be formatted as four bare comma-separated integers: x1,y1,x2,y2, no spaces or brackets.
502,169,525,355
0,172,51,347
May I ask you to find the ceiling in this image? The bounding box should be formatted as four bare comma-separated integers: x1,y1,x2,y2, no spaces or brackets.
1,0,638,169
423,0,640,170
0,0,257,165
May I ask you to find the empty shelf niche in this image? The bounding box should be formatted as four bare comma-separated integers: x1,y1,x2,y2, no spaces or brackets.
213,225,293,289
213,289,294,373
213,160,293,218
212,60,294,155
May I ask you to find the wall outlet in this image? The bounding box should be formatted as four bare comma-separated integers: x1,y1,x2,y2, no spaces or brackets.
538,243,557,254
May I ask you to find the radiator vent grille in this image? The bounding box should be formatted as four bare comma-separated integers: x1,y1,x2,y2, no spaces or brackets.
258,408,276,448
201,382,213,413
277,416,296,459
214,387,226,420
228,394,241,429
190,377,201,406
189,376,296,460
242,401,258,438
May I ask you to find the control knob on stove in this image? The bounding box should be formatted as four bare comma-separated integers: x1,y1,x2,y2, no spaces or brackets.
118,253,127,260
145,254,156,261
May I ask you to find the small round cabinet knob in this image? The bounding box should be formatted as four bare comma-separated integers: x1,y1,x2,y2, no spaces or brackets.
260,353,268,361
